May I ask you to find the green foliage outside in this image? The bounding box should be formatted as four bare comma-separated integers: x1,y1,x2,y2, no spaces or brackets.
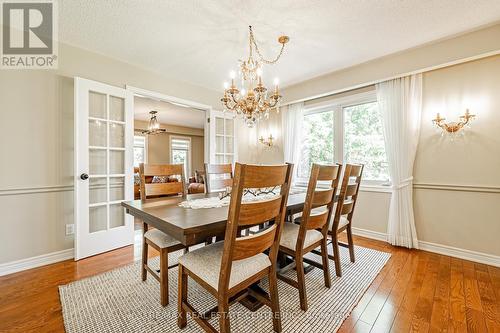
298,102,389,181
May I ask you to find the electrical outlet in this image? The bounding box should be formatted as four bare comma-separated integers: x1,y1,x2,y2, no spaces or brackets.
65,224,75,235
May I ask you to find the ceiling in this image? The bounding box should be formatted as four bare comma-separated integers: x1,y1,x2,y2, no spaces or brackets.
60,1,500,92
134,97,205,129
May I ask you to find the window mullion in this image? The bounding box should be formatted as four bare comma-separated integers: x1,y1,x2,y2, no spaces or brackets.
334,105,343,165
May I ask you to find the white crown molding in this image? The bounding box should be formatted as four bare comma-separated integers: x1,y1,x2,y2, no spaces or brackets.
0,248,74,277
413,183,500,194
351,227,499,267
0,185,74,196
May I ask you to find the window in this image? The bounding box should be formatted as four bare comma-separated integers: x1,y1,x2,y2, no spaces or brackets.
297,111,334,179
297,92,389,184
170,136,191,177
133,135,146,167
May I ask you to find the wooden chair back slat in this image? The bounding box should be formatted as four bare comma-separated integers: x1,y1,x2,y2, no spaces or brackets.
219,163,293,292
142,164,183,177
238,196,283,227
242,165,288,189
345,183,359,197
145,182,184,198
305,209,329,230
204,163,233,193
312,188,335,207
297,164,342,249
205,164,232,174
210,178,233,191
139,163,186,201
233,225,277,260
340,201,354,215
330,164,364,234
317,165,340,181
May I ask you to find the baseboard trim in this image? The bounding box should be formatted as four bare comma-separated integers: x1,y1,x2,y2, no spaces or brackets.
351,227,499,267
351,227,388,242
418,241,500,267
0,248,74,277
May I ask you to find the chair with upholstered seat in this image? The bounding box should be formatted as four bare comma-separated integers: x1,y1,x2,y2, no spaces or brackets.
177,163,293,333
278,163,341,311
139,163,186,306
204,163,233,193
328,163,364,277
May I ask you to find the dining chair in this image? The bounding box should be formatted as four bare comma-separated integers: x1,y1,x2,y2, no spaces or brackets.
139,163,187,306
177,163,293,333
204,163,233,193
328,163,364,277
278,163,341,311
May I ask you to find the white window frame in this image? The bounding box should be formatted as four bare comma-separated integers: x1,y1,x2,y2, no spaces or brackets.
169,135,192,177
133,134,147,166
297,90,390,188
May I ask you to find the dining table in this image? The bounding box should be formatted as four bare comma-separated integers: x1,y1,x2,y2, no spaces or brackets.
121,189,332,311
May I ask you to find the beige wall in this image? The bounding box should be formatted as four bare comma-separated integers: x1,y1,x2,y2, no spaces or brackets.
134,120,205,175
414,56,500,256
0,42,219,264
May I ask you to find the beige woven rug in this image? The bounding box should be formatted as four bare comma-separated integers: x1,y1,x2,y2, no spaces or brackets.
59,245,390,333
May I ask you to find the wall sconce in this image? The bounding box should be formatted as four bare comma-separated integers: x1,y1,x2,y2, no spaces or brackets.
259,134,274,147
432,109,476,134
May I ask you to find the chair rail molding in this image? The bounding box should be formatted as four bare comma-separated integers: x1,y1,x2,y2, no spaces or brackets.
351,227,500,267
0,184,74,196
413,182,500,194
0,248,74,276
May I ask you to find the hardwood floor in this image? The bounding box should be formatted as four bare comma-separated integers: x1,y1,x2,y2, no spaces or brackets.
0,233,498,333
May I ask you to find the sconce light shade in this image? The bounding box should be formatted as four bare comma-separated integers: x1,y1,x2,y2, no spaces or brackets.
432,109,475,135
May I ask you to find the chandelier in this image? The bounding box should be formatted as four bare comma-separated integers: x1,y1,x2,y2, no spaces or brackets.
221,26,289,127
141,111,166,135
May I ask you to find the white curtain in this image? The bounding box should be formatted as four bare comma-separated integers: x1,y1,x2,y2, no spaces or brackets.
281,102,304,183
376,74,422,249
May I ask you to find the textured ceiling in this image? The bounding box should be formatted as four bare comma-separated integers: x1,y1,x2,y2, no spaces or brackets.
134,97,205,129
60,1,500,91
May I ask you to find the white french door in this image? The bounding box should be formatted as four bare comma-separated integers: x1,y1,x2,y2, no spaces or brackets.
209,110,237,164
74,77,134,260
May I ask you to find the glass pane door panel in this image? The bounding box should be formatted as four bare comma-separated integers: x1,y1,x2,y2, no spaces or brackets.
89,177,107,204
216,118,224,135
216,136,224,154
109,96,125,122
109,177,125,201
89,91,107,119
109,150,124,174
225,155,233,164
225,137,234,153
89,205,107,233
89,119,107,147
225,119,234,136
109,123,125,148
216,154,224,164
109,204,125,228
89,149,107,175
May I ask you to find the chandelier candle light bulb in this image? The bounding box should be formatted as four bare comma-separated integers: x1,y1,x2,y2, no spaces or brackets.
221,26,289,127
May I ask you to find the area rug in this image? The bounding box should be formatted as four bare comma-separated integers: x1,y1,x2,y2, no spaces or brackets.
59,245,390,333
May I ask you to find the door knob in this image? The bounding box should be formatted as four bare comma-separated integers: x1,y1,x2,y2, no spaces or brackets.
80,173,89,180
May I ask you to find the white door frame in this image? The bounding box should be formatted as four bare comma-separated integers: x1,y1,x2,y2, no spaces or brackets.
126,86,212,164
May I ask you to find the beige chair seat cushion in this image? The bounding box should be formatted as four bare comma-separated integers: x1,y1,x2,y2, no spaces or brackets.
178,242,271,290
280,222,324,251
144,229,182,249
329,216,349,231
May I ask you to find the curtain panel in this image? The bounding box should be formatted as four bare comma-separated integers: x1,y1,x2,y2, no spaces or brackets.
376,74,422,249
281,102,304,184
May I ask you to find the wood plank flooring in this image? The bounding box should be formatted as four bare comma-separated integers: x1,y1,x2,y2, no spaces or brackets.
0,233,498,333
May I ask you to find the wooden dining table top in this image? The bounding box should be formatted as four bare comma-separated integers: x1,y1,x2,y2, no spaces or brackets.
122,191,308,246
